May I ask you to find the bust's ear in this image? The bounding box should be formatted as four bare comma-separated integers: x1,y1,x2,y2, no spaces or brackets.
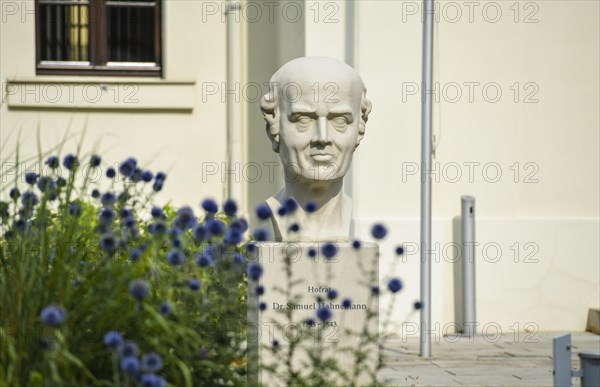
261,92,280,153
355,90,373,149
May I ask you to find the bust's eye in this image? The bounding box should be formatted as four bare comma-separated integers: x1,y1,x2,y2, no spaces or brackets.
294,115,313,131
297,116,313,125
331,116,348,129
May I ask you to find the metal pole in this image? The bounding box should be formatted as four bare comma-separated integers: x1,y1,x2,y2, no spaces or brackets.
461,195,476,336
226,0,242,204
420,0,434,358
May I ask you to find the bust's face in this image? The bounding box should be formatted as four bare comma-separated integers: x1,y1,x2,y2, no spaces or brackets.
276,60,363,183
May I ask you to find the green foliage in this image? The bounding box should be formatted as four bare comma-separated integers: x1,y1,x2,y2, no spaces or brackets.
0,151,249,386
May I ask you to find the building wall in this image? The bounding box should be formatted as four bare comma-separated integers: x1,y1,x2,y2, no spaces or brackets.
2,0,598,335
1,0,228,208
349,0,600,334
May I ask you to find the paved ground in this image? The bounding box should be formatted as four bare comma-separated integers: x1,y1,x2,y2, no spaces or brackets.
379,331,600,387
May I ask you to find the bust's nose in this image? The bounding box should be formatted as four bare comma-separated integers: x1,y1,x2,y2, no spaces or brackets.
312,117,332,146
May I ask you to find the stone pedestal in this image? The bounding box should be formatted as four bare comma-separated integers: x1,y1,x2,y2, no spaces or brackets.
247,242,379,387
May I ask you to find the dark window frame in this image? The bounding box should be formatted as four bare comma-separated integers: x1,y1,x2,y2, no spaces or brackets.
35,0,162,77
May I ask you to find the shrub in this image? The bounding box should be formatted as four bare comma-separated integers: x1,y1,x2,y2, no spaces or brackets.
0,152,249,386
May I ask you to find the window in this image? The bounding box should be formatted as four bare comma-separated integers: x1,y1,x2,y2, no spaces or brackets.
35,0,161,76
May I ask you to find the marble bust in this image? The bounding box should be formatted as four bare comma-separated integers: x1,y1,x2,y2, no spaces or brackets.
260,57,372,241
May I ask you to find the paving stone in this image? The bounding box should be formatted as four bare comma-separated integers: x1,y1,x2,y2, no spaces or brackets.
378,332,600,386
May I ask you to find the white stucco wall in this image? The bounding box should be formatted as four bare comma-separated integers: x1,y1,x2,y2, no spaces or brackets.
1,0,598,334
1,0,228,208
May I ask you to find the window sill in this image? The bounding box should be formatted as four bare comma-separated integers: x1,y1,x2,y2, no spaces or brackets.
4,77,196,111
36,63,162,77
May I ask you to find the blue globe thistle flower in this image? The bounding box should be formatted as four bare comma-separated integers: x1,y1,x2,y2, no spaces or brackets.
152,181,163,192
56,177,67,188
342,298,352,309
277,207,287,216
100,192,117,207
119,207,131,219
199,347,208,358
272,339,279,348
100,234,118,253
414,301,422,310
289,223,300,233
118,341,140,358
36,177,55,192
223,199,238,217
174,206,197,230
371,285,380,296
9,188,20,200
106,167,116,178
68,203,82,217
188,279,201,291
63,154,78,170
171,237,182,249
284,197,298,214
14,218,27,233
201,198,218,214
395,245,405,255
195,253,213,268
308,248,317,258
124,216,136,229
149,221,167,236
129,248,142,261
98,208,115,225
230,218,249,232
246,243,257,255
352,240,362,250
387,278,403,293
305,200,318,213
327,289,338,300
119,157,138,178
247,262,263,281
21,192,39,208
150,206,163,218
252,227,269,242
141,352,163,372
140,373,166,387
141,170,154,182
46,156,59,169
259,302,267,311
120,356,140,375
103,331,123,348
90,154,101,167
40,305,66,326
167,249,185,266
192,224,206,242
224,228,243,245
233,252,245,265
129,279,149,301
25,172,37,185
256,285,265,296
131,169,143,183
206,218,225,237
255,203,272,220
316,307,332,322
321,242,338,259
159,302,172,316
155,172,167,182
91,189,100,198
371,223,388,240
